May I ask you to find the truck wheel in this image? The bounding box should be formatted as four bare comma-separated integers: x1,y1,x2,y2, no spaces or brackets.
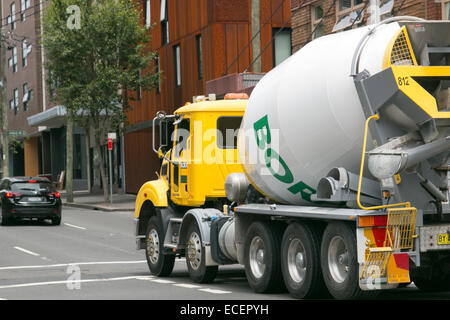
145,216,175,277
244,221,284,293
281,222,327,299
321,222,377,300
185,223,218,283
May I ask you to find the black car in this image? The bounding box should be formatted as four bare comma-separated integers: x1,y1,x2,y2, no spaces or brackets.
0,177,62,226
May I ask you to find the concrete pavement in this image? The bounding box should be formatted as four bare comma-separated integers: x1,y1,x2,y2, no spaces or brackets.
61,190,136,212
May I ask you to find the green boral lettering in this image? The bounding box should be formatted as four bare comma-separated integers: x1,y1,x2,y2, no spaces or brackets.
253,115,316,202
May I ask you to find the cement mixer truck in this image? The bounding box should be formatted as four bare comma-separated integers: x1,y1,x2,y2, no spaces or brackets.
134,18,450,299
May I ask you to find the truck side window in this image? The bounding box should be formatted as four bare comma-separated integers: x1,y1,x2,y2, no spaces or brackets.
217,116,242,149
173,118,190,158
161,163,168,176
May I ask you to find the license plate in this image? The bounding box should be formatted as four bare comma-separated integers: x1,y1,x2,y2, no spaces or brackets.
438,233,450,245
27,197,42,202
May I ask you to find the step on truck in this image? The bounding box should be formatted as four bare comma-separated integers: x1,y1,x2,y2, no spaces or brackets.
134,18,450,299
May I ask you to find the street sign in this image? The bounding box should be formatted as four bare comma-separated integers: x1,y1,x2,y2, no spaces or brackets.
108,132,117,140
8,130,25,137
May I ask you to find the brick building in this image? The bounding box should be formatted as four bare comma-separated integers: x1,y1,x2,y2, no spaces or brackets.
0,0,48,177
0,0,90,190
290,0,449,53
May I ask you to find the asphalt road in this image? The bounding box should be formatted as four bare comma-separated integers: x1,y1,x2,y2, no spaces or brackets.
0,206,449,301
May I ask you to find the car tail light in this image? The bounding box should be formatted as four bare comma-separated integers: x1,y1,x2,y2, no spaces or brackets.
49,192,61,198
28,180,37,183
6,192,21,198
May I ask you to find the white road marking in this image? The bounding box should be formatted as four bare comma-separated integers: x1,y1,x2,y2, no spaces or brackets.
198,288,232,294
0,260,147,271
64,223,87,230
0,276,149,290
13,247,40,257
150,279,175,284
173,283,202,289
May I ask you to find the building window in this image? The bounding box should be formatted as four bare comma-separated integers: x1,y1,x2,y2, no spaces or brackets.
8,3,16,30
160,0,169,45
443,0,450,20
22,40,32,67
312,5,325,39
21,0,31,21
273,28,292,67
379,0,395,19
196,34,203,80
10,47,18,73
13,88,19,115
144,0,151,29
23,83,31,111
333,0,365,32
338,0,363,12
174,44,181,87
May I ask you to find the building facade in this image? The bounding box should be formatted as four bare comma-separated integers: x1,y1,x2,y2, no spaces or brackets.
124,0,292,193
0,0,45,177
0,0,91,190
290,0,448,53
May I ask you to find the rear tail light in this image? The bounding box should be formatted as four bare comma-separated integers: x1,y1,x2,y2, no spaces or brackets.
49,192,61,198
6,192,21,198
28,180,37,183
358,215,388,227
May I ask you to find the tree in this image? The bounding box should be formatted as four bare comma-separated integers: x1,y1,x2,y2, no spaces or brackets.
42,0,159,201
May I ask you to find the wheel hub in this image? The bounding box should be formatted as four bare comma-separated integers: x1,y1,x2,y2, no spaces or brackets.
186,232,202,270
328,236,349,283
287,238,306,283
147,229,160,264
249,236,266,279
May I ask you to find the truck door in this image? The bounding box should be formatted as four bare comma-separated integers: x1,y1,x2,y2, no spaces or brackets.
171,117,190,202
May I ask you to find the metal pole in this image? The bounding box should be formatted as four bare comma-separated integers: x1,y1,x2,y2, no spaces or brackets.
368,0,381,25
0,29,9,178
109,148,113,204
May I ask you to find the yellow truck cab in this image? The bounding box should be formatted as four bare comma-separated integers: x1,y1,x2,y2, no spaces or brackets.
134,94,247,281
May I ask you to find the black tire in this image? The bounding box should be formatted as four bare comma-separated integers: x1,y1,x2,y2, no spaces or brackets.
185,222,218,283
52,217,61,226
243,221,284,293
0,212,10,226
145,216,175,277
321,222,378,300
281,222,327,299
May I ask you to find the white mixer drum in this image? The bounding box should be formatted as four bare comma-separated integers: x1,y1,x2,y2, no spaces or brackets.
238,22,402,205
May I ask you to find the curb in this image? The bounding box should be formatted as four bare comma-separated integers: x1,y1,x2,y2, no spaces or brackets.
63,202,134,212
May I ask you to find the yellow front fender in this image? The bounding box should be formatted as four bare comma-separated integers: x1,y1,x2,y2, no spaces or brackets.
134,178,169,218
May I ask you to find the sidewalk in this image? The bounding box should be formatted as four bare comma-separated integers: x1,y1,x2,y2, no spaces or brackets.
61,190,136,212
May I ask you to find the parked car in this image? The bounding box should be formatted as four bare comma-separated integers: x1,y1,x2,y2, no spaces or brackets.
0,177,62,226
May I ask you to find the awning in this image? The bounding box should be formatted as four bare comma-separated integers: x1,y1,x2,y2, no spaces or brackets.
27,105,67,128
